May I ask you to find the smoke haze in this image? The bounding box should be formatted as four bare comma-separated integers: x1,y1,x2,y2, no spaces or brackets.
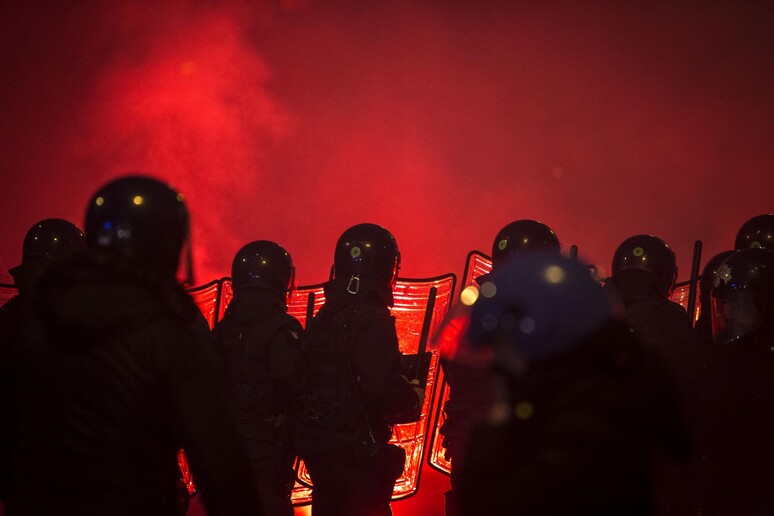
2,1,773,286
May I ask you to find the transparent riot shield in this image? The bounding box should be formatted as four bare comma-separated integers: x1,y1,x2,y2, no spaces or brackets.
188,278,227,330
287,283,326,330
427,251,491,475
290,274,457,505
669,279,701,323
285,283,327,505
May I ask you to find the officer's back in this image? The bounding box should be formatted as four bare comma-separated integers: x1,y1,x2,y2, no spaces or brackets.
4,176,260,516
297,223,420,516
214,240,303,516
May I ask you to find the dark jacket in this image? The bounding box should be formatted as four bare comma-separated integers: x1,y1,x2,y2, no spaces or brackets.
0,295,23,501
438,359,493,471
3,254,261,516
696,333,774,515
216,291,304,427
298,278,418,456
459,320,689,516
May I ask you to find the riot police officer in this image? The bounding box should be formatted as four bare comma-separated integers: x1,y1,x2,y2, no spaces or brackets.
609,235,694,369
297,223,421,516
609,235,702,514
215,240,304,516
0,219,85,502
0,218,86,352
440,219,561,516
0,218,86,354
698,248,774,515
3,176,260,515
458,253,688,515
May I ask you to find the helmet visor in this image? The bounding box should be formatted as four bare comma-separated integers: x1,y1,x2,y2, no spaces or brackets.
711,290,764,346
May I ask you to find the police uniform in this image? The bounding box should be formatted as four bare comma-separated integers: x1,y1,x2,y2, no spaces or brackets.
3,177,260,516
696,248,774,515
460,321,688,516
457,254,689,516
1,218,86,505
298,276,418,516
215,289,304,516
441,220,560,516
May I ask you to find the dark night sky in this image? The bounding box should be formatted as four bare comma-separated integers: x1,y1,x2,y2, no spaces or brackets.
2,1,773,286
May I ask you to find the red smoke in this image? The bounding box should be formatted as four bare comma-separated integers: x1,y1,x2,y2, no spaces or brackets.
3,2,774,285
3,1,773,287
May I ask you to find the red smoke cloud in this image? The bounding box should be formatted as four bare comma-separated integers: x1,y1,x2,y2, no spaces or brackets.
2,2,774,284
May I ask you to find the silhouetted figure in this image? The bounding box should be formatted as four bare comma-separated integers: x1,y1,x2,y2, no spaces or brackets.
2,176,260,516
0,219,85,504
698,248,774,515
610,235,695,366
441,219,561,516
297,223,422,516
609,234,703,514
215,240,304,516
458,253,689,516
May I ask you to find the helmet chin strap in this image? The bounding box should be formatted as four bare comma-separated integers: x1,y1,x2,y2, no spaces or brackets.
347,275,361,295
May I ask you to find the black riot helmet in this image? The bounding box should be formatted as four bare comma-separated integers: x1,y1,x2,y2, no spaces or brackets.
491,220,560,270
333,223,400,291
85,175,190,282
711,248,774,346
231,240,295,296
735,214,774,251
9,218,86,291
19,218,86,262
611,235,677,298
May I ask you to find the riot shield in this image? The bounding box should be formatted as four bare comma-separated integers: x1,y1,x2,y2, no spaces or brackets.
669,279,701,323
290,274,457,504
188,278,227,330
189,275,456,504
427,251,491,475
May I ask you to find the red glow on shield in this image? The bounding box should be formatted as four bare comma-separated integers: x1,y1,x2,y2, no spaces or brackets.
187,273,456,505
669,280,701,323
427,251,491,476
290,275,457,504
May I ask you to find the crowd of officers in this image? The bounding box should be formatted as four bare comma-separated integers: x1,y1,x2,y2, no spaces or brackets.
0,173,772,516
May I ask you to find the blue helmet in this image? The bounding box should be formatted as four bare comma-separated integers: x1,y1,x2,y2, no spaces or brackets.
467,252,616,364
